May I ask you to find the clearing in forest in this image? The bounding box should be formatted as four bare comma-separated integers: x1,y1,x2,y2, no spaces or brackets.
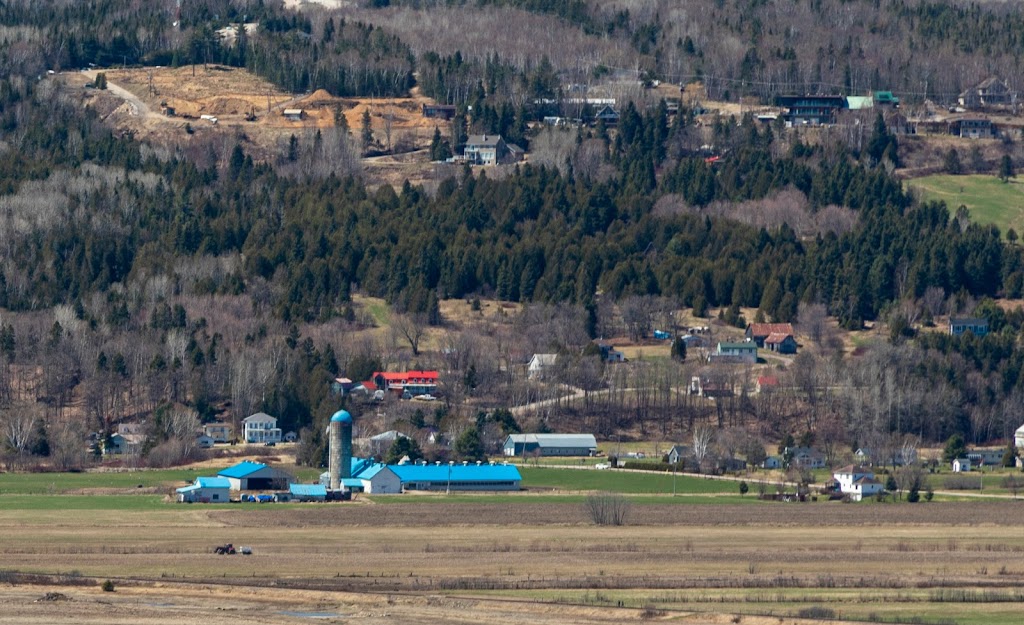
906,173,1024,238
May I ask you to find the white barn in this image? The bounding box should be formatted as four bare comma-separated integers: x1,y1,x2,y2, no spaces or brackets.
176,477,231,503
503,433,598,457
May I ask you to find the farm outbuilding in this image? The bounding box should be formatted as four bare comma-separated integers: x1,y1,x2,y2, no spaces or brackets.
289,483,327,502
176,477,231,503
218,461,295,491
503,433,598,457
391,462,522,491
320,458,404,494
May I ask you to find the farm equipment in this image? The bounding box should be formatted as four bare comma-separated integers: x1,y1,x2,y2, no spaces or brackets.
213,543,236,555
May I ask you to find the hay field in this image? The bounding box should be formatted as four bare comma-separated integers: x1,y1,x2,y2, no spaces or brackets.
3,501,1024,624
906,174,1024,237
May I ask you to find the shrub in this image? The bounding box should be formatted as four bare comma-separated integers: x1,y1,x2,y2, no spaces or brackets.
100,580,115,592
796,606,835,619
584,492,631,526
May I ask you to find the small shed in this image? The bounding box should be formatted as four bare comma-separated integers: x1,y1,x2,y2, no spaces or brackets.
283,108,305,121
176,477,231,503
953,458,972,473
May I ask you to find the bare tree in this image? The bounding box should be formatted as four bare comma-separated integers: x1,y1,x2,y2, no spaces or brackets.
584,492,631,526
797,302,829,346
392,313,428,356
692,423,715,471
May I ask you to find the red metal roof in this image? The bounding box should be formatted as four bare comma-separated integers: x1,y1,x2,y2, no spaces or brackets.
748,323,794,337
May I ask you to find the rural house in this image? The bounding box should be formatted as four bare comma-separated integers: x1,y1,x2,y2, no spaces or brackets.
667,445,691,465
176,477,231,503
775,95,845,126
503,433,598,457
243,412,282,444
463,134,509,165
710,342,757,364
104,432,145,455
528,354,559,379
203,422,233,443
786,446,826,469
217,461,295,491
422,103,457,120
966,448,1003,466
1015,423,1024,449
764,332,798,354
949,317,989,337
833,465,884,501
952,117,994,139
594,105,620,125
745,323,795,347
370,371,439,397
959,77,1015,109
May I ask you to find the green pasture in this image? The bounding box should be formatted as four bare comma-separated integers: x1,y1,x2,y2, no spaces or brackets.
519,466,737,494
906,174,1024,237
0,468,206,494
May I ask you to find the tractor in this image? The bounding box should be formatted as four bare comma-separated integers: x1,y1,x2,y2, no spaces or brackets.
213,543,236,555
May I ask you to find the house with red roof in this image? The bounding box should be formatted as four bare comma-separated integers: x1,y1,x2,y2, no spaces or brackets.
371,371,439,397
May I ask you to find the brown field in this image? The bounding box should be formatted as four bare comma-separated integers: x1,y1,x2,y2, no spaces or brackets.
3,500,1024,624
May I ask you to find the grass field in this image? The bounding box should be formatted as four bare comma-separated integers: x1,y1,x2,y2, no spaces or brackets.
906,174,1024,237
519,466,738,494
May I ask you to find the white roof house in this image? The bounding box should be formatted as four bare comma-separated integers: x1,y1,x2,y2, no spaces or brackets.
503,433,598,457
953,458,972,473
528,354,558,379
833,465,883,500
243,412,282,444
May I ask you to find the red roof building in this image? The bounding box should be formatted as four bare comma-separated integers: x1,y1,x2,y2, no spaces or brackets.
745,323,795,348
370,371,439,396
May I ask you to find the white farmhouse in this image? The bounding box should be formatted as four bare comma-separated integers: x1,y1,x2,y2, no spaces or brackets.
528,354,558,379
833,465,885,501
243,412,282,444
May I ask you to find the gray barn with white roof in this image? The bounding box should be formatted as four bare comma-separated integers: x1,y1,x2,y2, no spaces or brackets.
503,433,598,457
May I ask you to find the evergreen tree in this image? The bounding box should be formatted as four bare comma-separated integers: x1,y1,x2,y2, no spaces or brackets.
361,108,373,151
999,154,1015,182
671,336,687,361
384,436,423,464
454,427,485,461
944,148,962,174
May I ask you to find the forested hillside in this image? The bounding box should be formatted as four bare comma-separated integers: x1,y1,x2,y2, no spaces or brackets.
3,0,1024,470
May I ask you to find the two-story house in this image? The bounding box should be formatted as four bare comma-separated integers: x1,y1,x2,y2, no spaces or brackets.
243,412,282,444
